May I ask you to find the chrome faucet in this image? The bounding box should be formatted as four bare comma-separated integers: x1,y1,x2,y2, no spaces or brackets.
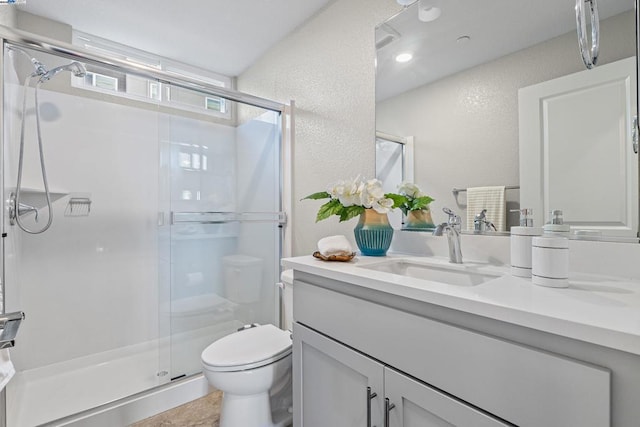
474,209,496,233
433,207,463,264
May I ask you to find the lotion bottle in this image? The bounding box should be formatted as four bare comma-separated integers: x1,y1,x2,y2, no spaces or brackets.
510,208,542,278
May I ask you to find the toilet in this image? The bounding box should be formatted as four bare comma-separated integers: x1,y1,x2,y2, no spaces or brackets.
201,269,294,427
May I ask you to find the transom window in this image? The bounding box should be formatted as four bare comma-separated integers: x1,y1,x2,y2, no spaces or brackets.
72,31,232,119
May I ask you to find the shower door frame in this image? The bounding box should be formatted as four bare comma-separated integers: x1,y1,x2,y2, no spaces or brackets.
0,24,292,426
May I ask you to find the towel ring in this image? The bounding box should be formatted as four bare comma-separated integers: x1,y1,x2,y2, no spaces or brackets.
575,0,600,69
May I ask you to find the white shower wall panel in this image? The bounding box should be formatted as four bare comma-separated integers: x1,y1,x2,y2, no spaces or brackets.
5,87,161,370
235,113,280,324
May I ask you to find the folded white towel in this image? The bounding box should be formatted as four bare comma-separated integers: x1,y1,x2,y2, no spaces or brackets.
318,235,353,257
466,186,506,232
0,349,15,392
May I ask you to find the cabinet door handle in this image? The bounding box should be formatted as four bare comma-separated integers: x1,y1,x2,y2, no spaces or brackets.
384,397,396,427
367,386,378,427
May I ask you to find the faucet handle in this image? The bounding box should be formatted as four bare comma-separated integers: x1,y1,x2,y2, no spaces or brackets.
442,207,461,229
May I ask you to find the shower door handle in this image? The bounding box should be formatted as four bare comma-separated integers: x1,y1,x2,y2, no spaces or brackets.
633,115,639,154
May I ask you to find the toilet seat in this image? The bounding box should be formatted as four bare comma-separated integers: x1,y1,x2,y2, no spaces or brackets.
202,324,292,372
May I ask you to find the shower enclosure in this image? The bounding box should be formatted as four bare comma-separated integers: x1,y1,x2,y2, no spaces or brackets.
0,27,289,427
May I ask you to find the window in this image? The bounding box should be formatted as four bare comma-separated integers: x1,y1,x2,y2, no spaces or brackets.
72,31,233,120
86,72,119,92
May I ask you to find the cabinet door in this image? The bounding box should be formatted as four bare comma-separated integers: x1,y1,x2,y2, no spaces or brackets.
293,322,384,427
384,368,509,427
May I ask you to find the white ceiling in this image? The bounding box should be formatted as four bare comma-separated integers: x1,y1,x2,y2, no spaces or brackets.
376,0,634,100
17,0,333,77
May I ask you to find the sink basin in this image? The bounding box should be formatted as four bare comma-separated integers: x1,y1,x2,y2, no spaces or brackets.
359,259,502,286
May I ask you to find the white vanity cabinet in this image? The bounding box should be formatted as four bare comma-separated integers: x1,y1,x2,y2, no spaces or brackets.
293,321,384,427
289,270,640,427
294,321,508,427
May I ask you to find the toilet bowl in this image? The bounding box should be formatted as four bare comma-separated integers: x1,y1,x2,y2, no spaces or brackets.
201,270,294,427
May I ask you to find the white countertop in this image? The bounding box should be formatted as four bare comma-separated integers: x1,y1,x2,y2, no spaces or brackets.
282,254,640,356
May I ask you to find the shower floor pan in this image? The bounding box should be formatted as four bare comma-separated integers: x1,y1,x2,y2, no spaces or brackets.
7,322,236,426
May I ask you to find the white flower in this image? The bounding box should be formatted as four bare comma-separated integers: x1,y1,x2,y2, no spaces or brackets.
398,181,423,198
359,179,385,208
328,177,362,207
372,197,394,214
325,176,394,214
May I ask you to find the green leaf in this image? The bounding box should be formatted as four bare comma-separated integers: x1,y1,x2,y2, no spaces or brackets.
384,193,408,209
302,191,331,200
411,196,434,211
316,199,343,222
339,205,365,222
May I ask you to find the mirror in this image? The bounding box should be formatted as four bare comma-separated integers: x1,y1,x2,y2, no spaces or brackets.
375,0,639,242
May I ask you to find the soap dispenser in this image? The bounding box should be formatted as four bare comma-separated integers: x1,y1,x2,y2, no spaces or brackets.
531,209,570,288
543,210,570,236
531,235,569,288
510,208,542,278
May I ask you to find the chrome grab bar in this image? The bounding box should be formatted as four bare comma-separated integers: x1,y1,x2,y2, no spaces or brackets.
0,311,25,349
576,0,600,69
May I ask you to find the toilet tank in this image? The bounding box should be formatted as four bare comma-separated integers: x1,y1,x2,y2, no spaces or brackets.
280,269,294,331
223,255,263,304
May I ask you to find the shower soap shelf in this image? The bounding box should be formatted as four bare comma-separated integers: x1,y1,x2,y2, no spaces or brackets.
11,187,68,209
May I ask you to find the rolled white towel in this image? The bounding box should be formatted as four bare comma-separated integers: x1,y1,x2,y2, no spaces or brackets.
317,235,353,257
0,349,15,392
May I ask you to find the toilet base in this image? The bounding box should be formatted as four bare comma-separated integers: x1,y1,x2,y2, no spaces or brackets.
220,391,291,427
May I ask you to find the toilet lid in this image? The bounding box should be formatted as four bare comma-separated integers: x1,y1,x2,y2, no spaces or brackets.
202,324,292,372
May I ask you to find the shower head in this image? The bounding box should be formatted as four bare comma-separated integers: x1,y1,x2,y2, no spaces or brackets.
39,61,87,82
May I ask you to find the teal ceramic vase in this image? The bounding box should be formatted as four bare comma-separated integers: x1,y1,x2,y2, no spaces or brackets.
353,209,393,256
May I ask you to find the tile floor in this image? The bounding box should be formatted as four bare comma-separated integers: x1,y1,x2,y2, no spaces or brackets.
130,390,223,427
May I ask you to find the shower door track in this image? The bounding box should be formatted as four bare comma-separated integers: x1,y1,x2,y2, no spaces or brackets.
0,24,286,113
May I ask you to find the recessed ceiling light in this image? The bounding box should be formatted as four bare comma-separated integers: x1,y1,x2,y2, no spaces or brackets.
456,35,471,43
419,0,442,22
395,52,413,63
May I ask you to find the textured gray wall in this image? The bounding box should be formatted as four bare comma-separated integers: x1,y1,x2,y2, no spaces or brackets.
238,0,401,256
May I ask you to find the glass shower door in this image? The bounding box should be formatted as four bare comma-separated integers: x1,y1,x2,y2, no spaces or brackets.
162,91,283,379
3,45,170,426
